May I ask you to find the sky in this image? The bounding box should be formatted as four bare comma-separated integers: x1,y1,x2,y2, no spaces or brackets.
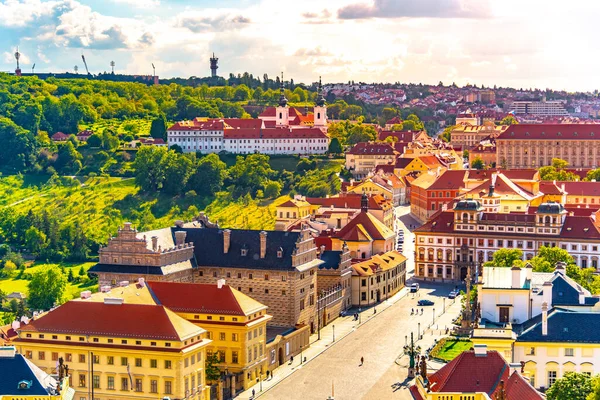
1,0,600,92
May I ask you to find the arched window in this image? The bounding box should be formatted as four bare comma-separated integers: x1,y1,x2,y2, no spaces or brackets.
317,112,321,119
279,112,282,119
462,212,469,222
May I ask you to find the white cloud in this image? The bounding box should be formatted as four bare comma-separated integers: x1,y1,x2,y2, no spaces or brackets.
109,0,159,8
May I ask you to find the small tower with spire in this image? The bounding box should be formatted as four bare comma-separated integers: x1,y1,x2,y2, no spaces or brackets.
361,191,369,213
210,53,218,78
314,76,327,127
14,47,22,77
276,72,289,126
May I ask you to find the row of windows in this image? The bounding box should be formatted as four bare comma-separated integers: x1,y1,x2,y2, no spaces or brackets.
23,333,175,347
25,351,173,369
79,374,173,394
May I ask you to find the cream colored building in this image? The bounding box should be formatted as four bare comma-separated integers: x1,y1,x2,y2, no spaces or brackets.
496,124,600,169
450,122,508,150
351,251,406,306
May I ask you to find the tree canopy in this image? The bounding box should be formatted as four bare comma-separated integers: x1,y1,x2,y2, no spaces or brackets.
27,266,68,310
484,248,523,268
546,372,594,400
539,158,579,181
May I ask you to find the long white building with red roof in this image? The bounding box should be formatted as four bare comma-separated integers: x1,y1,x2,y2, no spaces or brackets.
167,78,329,155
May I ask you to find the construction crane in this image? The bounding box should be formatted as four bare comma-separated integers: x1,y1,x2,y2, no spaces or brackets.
110,60,115,74
81,54,90,75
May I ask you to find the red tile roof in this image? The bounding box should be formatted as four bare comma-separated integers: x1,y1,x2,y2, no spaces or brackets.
562,181,600,197
415,350,541,399
539,181,564,195
418,155,444,169
20,301,187,340
497,124,600,141
336,211,391,241
148,282,245,315
347,142,395,155
427,170,468,190
51,132,69,141
259,107,304,118
427,350,506,394
378,130,414,142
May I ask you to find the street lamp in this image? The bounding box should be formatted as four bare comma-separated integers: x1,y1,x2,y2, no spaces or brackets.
333,325,335,342
403,332,421,378
418,322,421,339
405,335,408,346
433,308,435,325
300,345,304,364
443,297,446,313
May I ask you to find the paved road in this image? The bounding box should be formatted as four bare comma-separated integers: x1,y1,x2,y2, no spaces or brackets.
259,282,460,400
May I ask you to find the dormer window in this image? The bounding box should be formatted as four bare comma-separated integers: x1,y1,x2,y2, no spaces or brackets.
18,380,32,390
241,247,248,256
277,248,283,258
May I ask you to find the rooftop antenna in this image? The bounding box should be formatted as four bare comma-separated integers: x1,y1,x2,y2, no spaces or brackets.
14,47,22,76
110,60,115,74
81,54,90,75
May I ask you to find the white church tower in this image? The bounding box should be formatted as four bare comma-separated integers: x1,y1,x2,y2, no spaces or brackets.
314,76,327,128
276,72,289,126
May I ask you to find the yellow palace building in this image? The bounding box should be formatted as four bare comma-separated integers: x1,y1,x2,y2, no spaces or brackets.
14,284,210,400
80,279,272,397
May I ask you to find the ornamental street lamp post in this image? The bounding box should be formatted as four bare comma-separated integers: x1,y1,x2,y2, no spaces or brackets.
403,332,421,379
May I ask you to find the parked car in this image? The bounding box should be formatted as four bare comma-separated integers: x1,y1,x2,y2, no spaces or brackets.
448,290,459,299
410,283,419,293
418,299,435,306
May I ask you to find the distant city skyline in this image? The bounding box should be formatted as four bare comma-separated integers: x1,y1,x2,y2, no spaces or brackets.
1,0,600,92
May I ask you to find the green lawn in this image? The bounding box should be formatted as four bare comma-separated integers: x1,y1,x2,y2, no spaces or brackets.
0,262,97,300
431,338,473,362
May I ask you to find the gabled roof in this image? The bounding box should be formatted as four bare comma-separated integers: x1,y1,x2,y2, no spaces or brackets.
465,173,535,200
148,281,266,316
422,350,542,399
336,211,394,242
561,181,600,197
351,251,406,276
306,193,389,211
19,301,202,341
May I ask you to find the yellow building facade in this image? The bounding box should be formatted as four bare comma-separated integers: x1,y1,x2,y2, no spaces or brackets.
15,299,210,400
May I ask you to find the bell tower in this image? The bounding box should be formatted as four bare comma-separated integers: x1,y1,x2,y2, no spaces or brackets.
314,76,327,128
276,72,289,126
210,53,218,78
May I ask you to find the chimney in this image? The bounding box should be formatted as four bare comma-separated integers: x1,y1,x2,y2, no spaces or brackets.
525,263,533,282
217,279,226,289
473,344,487,357
0,346,16,358
123,222,132,230
542,281,553,308
555,262,566,275
260,231,268,259
541,302,548,336
223,229,231,253
511,266,521,289
174,220,184,228
174,230,187,246
138,277,145,287
151,236,158,251
319,245,326,258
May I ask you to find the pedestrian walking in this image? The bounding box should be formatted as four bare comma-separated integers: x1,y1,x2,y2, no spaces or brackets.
252,389,255,398
360,356,364,366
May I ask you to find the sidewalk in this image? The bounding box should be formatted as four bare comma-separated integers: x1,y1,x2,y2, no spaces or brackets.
394,296,463,372
235,286,411,400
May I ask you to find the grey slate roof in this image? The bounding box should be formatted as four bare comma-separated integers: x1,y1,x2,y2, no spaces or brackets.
0,353,54,396
177,227,303,271
319,251,342,270
517,310,600,343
